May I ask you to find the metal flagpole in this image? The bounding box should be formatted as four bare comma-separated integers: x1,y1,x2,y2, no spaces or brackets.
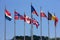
14,11,16,40
40,7,42,40
31,3,33,40
55,27,56,40
40,14,42,40
4,0,6,39
31,10,33,40
54,13,56,40
4,9,6,40
31,4,33,40
24,13,25,40
48,19,50,40
31,13,33,40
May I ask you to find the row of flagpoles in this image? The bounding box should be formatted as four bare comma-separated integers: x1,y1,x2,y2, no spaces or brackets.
4,4,58,40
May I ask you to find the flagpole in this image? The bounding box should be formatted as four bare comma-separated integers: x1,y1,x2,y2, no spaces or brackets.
55,27,56,40
31,13,33,40
48,20,50,40
31,3,33,40
24,13,25,40
54,13,56,40
4,0,6,39
14,11,16,40
40,14,42,40
40,7,42,40
4,9,6,40
14,19,16,40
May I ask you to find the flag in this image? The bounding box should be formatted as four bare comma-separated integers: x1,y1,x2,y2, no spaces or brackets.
48,12,52,20
5,9,12,21
32,18,39,28
52,15,56,20
20,15,24,20
24,14,39,27
14,11,20,20
52,14,58,26
31,5,38,16
14,11,24,20
48,12,56,20
55,16,58,26
24,14,31,24
40,11,47,17
48,12,58,26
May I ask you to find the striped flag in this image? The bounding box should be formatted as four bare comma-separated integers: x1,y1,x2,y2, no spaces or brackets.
32,18,39,28
48,12,52,20
5,9,12,21
55,16,58,26
24,14,39,28
48,12,58,26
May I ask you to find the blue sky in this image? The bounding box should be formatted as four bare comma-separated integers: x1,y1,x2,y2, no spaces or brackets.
0,0,60,40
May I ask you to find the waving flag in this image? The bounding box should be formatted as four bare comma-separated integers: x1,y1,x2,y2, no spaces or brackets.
24,14,31,24
48,12,55,20
40,11,47,17
14,11,20,20
55,16,58,26
20,15,24,20
52,14,58,26
48,12,52,20
24,14,39,28
14,11,24,20
48,12,58,26
31,5,38,16
32,18,39,28
5,9,12,21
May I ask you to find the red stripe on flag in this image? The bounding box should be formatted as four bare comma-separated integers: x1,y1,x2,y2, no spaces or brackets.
33,11,38,16
5,10,11,16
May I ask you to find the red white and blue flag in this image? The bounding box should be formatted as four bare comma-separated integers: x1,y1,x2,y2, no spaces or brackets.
32,18,39,28
14,11,20,20
14,11,24,20
20,15,24,20
24,14,39,28
5,9,12,21
31,5,38,16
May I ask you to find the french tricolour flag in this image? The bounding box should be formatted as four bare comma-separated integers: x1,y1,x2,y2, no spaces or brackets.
5,9,12,21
